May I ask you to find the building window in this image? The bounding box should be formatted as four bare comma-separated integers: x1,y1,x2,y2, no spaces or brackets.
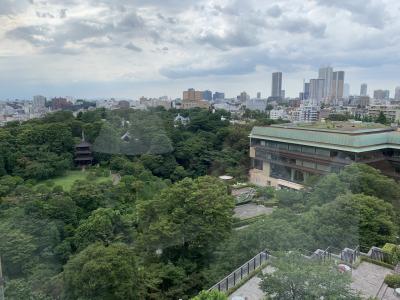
301,146,315,154
315,148,330,157
253,159,263,170
289,144,302,153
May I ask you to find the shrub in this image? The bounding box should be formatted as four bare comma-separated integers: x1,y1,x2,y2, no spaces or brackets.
384,274,400,288
382,243,400,265
191,290,227,300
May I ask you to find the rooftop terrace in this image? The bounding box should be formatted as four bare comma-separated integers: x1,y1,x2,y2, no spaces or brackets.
250,122,400,152
272,121,390,134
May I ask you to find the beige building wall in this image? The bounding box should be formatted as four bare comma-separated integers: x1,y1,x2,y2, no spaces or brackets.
249,161,303,190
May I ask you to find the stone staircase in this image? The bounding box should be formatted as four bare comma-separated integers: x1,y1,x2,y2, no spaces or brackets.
394,263,400,274
375,281,389,299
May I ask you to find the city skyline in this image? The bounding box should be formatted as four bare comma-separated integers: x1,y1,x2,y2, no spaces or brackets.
1,0,400,99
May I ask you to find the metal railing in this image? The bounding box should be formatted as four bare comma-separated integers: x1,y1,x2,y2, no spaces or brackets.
208,250,269,293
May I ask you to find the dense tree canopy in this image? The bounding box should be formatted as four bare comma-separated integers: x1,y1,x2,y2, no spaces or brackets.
1,107,400,299
260,252,360,300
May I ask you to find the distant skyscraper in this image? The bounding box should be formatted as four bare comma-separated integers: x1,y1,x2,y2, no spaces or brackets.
238,91,249,103
309,79,325,105
303,82,310,100
343,83,350,98
331,71,345,100
213,92,225,101
183,88,203,101
373,89,390,101
318,66,333,99
395,87,400,101
281,90,285,99
257,92,261,99
271,72,282,98
360,83,368,96
33,95,46,108
203,90,212,101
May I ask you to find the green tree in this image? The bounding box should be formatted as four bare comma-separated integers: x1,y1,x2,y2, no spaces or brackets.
138,176,235,263
260,252,360,300
63,243,141,300
303,193,398,251
339,163,400,209
191,290,227,300
376,111,388,124
73,208,127,251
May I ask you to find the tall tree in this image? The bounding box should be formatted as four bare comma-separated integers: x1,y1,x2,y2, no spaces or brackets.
137,176,235,264
260,252,361,300
63,243,141,300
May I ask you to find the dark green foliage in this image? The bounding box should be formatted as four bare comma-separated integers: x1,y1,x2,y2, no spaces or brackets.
384,274,400,288
260,252,360,300
63,243,141,300
191,290,227,300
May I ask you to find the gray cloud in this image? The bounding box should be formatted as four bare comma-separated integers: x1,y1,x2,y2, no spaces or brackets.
0,0,31,15
125,42,142,52
59,9,67,18
316,0,387,29
267,5,282,18
36,11,55,18
6,25,51,46
277,18,326,38
1,0,400,98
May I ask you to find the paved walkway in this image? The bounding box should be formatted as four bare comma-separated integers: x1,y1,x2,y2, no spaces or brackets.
229,266,275,300
234,203,273,220
351,262,396,299
228,262,397,300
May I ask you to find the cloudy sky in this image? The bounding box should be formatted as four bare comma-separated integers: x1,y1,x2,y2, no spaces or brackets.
0,0,399,100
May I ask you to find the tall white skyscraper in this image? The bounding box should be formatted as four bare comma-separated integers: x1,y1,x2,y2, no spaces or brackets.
331,71,345,100
318,66,333,99
343,83,350,98
395,87,400,101
271,72,282,98
360,83,368,96
309,79,325,105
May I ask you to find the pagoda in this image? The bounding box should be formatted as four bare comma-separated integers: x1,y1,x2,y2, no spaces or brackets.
74,132,93,167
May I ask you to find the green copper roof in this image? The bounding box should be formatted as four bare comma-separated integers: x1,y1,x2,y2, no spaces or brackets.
250,124,400,152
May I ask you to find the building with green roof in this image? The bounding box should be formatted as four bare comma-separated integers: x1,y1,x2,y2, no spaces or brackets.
249,121,400,189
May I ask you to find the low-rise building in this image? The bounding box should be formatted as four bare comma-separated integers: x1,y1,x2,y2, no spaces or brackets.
249,121,400,189
368,105,400,122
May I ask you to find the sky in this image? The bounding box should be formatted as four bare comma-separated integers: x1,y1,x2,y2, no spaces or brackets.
0,0,399,100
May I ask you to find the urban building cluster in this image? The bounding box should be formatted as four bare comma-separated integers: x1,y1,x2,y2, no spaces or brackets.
1,67,400,126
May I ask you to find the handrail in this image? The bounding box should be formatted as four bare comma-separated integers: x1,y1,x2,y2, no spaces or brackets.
208,250,269,292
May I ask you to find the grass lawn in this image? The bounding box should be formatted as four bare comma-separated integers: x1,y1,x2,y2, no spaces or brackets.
37,170,111,191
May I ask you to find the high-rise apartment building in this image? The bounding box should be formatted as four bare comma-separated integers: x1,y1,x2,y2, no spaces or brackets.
183,88,203,101
238,91,249,103
395,87,400,101
343,83,350,98
331,71,345,100
318,66,333,99
182,88,209,109
303,82,310,100
213,92,225,101
33,95,46,109
257,92,261,99
360,83,368,96
271,72,282,98
309,79,325,105
203,90,212,101
373,89,390,101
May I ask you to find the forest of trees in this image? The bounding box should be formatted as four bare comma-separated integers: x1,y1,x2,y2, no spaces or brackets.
0,107,399,299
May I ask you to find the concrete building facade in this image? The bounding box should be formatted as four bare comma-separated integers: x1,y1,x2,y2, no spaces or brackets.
249,122,400,189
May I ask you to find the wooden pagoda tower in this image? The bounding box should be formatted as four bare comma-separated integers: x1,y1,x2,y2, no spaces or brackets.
74,131,93,167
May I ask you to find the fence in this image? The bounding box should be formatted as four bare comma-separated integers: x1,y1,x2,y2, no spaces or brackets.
208,250,269,293
341,246,360,264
